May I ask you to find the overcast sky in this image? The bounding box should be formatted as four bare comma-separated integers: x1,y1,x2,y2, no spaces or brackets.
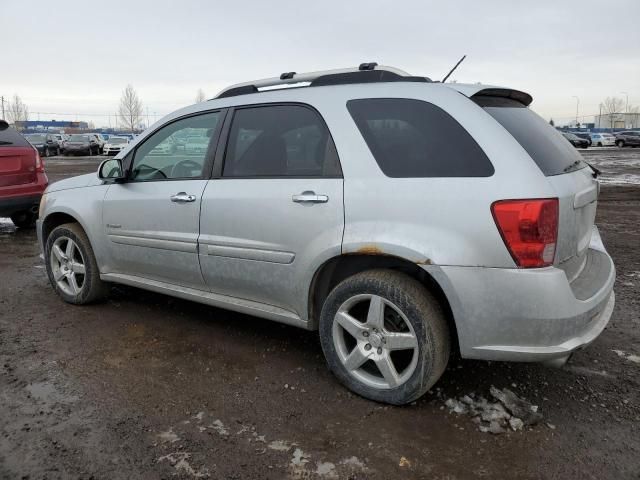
2,0,639,127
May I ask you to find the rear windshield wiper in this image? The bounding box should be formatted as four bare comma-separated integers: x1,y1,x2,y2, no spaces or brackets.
585,162,601,178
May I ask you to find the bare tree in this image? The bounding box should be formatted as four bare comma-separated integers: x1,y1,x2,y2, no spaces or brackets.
601,97,625,128
118,85,143,132
7,94,29,125
195,89,206,103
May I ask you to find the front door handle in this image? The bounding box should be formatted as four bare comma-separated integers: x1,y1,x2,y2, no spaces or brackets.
170,192,197,203
292,191,329,204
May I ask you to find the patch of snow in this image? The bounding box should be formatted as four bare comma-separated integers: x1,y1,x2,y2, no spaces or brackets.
158,428,180,443
208,419,228,436
315,461,337,477
268,439,294,451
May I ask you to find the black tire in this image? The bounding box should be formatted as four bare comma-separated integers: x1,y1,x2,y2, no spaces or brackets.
44,223,109,304
597,142,603,147
319,269,450,405
616,140,625,148
10,211,37,228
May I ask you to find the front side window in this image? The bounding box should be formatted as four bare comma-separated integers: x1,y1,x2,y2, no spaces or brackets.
222,105,341,177
347,98,494,178
130,111,221,181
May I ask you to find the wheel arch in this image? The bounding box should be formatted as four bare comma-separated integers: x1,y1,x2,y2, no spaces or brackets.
308,253,460,354
41,210,87,243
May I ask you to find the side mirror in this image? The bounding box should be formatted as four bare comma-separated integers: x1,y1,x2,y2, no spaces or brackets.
98,158,126,183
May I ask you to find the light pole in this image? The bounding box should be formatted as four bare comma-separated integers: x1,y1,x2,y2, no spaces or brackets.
621,92,629,128
572,96,580,127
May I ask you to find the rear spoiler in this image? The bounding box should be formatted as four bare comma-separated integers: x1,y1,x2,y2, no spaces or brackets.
471,88,533,107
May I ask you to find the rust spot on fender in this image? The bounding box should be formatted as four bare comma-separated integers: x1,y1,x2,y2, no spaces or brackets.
416,258,433,265
356,245,385,255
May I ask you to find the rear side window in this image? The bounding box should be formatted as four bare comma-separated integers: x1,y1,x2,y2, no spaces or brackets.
0,127,30,147
346,98,493,178
223,105,342,178
474,96,586,176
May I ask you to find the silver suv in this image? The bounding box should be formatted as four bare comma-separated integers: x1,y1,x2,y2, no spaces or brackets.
37,64,615,405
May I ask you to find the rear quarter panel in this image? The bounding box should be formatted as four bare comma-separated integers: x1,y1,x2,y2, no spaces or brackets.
309,83,558,268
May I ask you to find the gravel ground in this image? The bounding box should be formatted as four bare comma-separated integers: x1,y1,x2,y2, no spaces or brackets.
1,150,639,479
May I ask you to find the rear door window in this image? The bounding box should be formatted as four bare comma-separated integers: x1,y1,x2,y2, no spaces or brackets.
474,96,586,176
346,98,493,177
222,105,342,177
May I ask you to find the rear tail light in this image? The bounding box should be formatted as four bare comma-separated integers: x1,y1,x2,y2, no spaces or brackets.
491,198,559,268
33,147,45,173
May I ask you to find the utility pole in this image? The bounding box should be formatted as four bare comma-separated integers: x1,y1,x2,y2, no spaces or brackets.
621,92,629,128
598,103,603,129
572,96,580,127
1,96,5,120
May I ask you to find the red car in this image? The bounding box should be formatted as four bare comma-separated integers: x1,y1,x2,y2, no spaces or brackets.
0,120,48,228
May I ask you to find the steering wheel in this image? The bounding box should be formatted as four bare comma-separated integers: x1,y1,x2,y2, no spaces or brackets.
171,159,202,178
133,163,167,179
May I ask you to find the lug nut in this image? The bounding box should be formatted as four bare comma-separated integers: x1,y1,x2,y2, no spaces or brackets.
377,347,383,354
364,343,372,351
363,331,369,337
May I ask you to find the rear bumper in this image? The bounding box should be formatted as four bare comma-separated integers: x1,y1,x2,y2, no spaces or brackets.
0,193,42,217
426,226,615,363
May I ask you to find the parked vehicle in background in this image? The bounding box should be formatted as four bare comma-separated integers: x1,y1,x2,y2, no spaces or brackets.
185,135,208,154
614,131,640,148
572,132,592,146
37,64,615,405
24,133,60,157
51,134,66,152
103,136,129,156
88,133,106,153
0,120,48,228
562,132,589,149
64,134,100,156
590,133,615,147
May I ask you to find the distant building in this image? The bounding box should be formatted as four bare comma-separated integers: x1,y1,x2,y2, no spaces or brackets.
593,113,640,130
15,120,89,131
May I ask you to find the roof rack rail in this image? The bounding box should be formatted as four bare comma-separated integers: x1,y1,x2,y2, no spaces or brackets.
214,63,431,99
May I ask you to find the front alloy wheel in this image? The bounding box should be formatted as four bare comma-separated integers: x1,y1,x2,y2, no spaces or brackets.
50,236,86,296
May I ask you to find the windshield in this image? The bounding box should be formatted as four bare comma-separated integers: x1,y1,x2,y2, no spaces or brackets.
69,135,89,142
564,133,578,140
108,137,127,144
474,96,586,176
26,135,46,143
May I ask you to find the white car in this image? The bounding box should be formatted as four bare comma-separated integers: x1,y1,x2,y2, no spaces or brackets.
185,136,208,154
589,133,615,147
103,136,129,156
52,134,66,152
87,133,106,153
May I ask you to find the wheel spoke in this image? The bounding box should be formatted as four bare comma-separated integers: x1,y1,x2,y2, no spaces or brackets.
71,262,85,275
52,244,65,262
53,269,65,281
65,239,75,259
343,346,368,371
385,332,418,351
67,273,80,294
366,295,385,329
335,311,367,339
375,354,400,388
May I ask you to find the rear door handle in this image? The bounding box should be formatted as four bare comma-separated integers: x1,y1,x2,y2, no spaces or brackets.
292,191,329,204
170,192,197,203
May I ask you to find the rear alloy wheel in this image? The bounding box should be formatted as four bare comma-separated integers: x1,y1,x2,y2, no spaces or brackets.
616,140,625,148
44,147,50,157
319,269,450,405
45,223,108,304
10,211,36,228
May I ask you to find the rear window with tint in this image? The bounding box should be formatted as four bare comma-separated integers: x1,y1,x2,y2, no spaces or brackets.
0,127,30,147
474,96,586,176
347,98,493,178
